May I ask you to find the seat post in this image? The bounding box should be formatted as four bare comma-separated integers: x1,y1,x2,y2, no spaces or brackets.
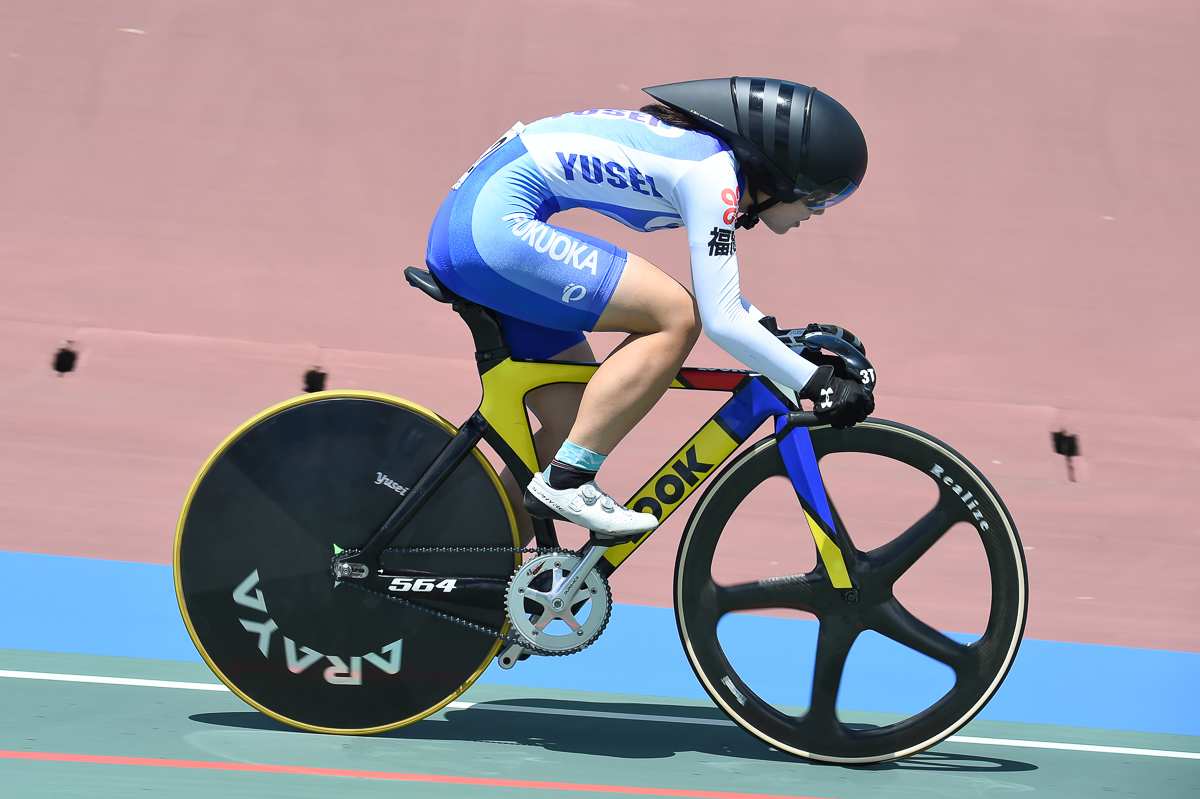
450,300,511,374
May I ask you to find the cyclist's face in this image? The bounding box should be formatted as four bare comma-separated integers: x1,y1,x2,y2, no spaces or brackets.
759,199,822,235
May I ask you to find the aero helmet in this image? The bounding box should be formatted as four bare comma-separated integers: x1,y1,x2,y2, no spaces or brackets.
643,77,867,227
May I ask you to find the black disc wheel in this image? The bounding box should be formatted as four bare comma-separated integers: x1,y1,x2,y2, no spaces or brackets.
175,391,518,733
674,419,1027,763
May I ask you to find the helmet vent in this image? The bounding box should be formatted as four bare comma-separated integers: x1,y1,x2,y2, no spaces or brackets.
747,78,766,152
774,82,795,166
798,85,816,173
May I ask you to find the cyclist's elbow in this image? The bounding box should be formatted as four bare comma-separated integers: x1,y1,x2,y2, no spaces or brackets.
701,316,741,352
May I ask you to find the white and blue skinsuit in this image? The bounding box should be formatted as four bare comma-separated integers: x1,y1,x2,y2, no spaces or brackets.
425,109,818,390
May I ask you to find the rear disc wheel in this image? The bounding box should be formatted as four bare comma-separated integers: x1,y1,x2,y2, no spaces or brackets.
175,391,518,733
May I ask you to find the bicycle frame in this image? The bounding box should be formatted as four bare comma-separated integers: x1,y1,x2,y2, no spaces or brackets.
476,357,853,589
335,282,856,602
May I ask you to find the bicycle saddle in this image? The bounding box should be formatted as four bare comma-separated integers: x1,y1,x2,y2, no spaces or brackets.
404,266,510,358
404,267,459,304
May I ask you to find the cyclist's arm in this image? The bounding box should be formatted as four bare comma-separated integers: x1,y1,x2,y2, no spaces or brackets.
673,155,818,391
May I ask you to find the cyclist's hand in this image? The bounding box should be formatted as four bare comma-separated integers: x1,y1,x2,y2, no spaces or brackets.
800,365,875,428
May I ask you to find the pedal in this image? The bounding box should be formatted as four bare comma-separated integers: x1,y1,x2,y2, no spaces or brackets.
588,530,642,546
497,641,529,669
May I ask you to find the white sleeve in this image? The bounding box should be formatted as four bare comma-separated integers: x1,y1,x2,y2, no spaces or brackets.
672,154,818,392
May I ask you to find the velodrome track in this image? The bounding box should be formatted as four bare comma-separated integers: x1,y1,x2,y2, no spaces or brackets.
1,1,1198,796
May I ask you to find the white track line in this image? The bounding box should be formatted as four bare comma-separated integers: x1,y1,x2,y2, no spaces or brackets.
445,699,734,726
0,669,228,691
2,669,1196,760
946,735,1200,759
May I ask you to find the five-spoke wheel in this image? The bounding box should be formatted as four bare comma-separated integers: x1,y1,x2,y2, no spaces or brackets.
674,419,1027,763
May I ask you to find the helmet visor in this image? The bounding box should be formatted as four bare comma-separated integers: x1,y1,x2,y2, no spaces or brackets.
799,178,858,210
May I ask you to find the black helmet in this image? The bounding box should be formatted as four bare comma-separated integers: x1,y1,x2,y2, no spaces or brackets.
643,77,867,222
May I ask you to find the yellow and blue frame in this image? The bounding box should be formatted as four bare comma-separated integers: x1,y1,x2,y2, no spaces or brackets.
473,353,852,588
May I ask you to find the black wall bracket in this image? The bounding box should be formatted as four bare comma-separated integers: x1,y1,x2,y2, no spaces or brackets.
1052,430,1079,482
304,367,327,393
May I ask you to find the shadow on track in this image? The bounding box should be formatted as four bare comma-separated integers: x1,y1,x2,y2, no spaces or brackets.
191,699,1037,773
857,750,1038,773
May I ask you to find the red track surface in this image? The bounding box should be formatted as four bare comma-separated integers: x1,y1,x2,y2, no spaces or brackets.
1,1,1197,651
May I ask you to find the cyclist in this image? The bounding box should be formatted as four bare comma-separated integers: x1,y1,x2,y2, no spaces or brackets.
424,77,873,542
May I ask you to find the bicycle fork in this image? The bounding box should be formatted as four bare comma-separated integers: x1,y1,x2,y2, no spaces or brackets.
775,418,859,603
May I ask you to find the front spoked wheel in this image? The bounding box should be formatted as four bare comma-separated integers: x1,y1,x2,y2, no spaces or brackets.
674,419,1027,763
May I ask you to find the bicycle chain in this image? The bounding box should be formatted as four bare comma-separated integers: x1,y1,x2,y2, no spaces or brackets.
335,545,584,658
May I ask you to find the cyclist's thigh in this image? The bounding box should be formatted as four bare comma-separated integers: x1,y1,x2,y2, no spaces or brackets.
593,253,700,336
495,313,587,361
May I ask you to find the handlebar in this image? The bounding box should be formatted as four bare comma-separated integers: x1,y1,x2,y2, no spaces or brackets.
760,317,877,393
785,410,824,428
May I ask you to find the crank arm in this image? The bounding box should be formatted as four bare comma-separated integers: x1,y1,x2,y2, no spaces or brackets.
546,543,610,607
497,640,530,669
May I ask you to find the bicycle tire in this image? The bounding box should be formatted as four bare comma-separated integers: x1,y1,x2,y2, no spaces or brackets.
674,419,1027,763
175,390,518,734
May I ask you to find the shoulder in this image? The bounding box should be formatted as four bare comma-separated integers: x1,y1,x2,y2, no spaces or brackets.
523,110,731,161
673,149,742,197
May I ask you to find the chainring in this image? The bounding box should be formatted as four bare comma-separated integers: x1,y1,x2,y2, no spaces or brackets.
505,553,612,654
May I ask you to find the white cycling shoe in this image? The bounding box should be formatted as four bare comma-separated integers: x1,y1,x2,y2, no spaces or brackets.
523,472,659,541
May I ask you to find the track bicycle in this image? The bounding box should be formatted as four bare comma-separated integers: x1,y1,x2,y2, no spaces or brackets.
174,266,1028,764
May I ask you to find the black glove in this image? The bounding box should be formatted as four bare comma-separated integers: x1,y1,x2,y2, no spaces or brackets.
800,365,875,428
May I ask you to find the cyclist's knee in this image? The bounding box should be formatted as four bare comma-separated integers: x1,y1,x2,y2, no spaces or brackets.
657,283,702,352
599,254,701,346
678,292,703,347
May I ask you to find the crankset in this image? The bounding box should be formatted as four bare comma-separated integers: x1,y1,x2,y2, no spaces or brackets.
504,551,612,655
